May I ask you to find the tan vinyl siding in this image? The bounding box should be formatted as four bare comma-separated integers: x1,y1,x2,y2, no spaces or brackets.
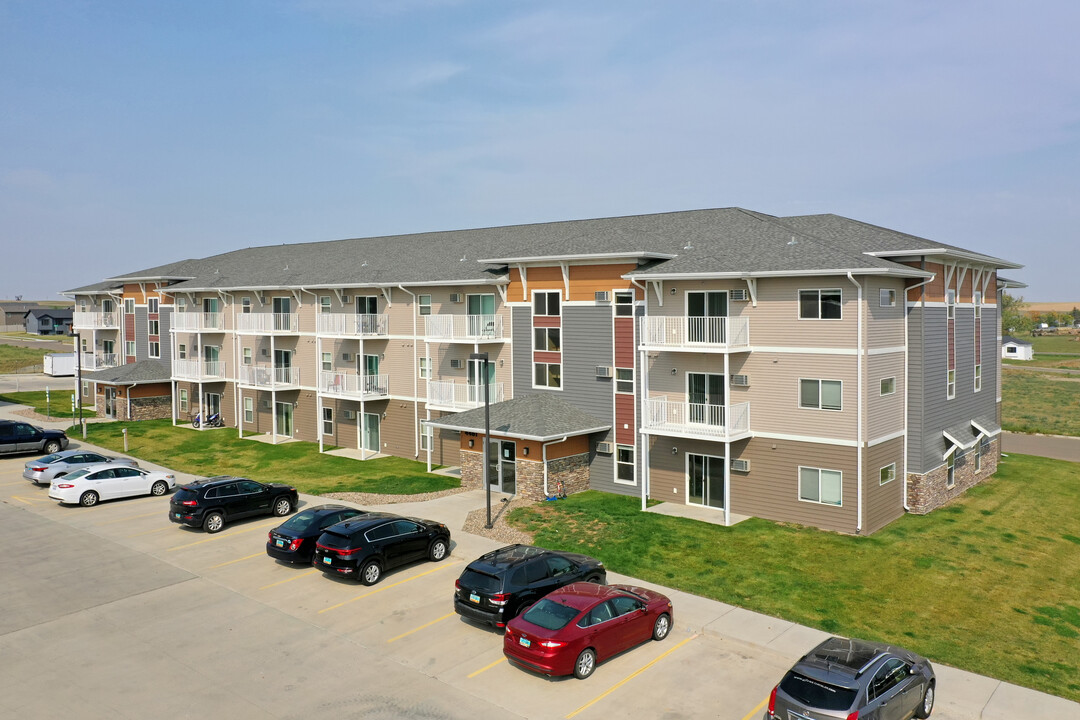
867,353,905,439
864,436,905,534
753,277,857,348
866,277,906,348
319,397,357,449
646,280,751,318
647,436,728,504
736,352,858,439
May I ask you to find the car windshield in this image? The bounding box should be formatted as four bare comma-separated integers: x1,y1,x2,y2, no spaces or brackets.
279,509,318,532
521,599,581,631
459,569,501,593
64,469,91,481
38,453,64,464
779,672,858,711
173,488,199,502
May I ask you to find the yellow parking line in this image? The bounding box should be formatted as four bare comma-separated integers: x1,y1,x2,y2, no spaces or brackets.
741,698,769,720
211,551,264,569
260,569,319,590
467,656,506,679
565,633,699,719
8,495,36,505
96,510,163,525
1,480,32,487
318,561,460,614
127,526,172,538
167,519,279,552
11,495,46,505
387,612,456,644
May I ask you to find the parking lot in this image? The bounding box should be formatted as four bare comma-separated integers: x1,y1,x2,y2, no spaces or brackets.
2,441,1074,719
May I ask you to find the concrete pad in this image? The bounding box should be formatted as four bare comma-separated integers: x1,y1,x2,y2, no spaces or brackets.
704,606,795,646
932,663,999,719
982,680,1080,720
764,622,832,659
645,500,751,526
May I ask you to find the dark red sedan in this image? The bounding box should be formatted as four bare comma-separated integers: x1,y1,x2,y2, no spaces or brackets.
503,582,673,679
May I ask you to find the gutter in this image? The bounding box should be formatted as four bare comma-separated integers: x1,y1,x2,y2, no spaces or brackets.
631,277,649,512
542,436,569,498
846,272,864,534
902,273,936,511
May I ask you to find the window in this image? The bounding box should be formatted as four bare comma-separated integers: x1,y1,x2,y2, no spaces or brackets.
321,352,332,371
178,388,188,412
125,341,135,356
533,290,561,317
534,362,562,388
419,357,431,379
178,344,187,360
244,397,253,423
241,297,251,313
946,289,956,320
800,379,842,411
974,364,982,392
148,298,159,313
799,467,842,506
946,453,956,487
880,463,896,485
82,381,89,397
148,319,159,336
418,295,431,315
177,297,186,313
973,291,982,318
243,347,252,365
614,290,634,316
879,288,896,307
1006,346,1017,355
616,445,635,483
533,327,561,351
974,439,982,472
320,296,331,313
947,369,956,399
149,341,160,358
124,298,134,314
322,407,333,435
420,423,433,451
615,368,634,394
880,377,896,396
799,289,842,319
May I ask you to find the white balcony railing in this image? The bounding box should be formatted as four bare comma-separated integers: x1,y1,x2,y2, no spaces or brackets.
79,352,120,371
173,359,226,381
642,397,750,440
427,380,505,410
235,313,300,334
73,311,122,329
318,371,389,398
237,364,299,388
639,316,750,350
316,313,389,337
424,314,504,342
171,312,224,331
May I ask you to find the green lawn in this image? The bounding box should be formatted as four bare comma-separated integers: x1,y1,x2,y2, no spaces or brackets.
0,332,73,345
0,390,97,419
1003,354,1080,371
1020,333,1080,354
1002,369,1080,436
0,345,48,373
509,453,1080,701
82,419,458,495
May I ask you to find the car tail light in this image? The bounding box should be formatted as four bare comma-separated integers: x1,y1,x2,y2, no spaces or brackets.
455,579,461,590
490,593,511,606
31,466,47,472
846,712,859,720
336,547,361,559
289,538,303,552
181,500,198,507
767,685,777,716
268,531,274,541
57,483,75,489
538,639,564,649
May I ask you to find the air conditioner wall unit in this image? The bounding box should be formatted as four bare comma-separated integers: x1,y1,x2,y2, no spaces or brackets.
450,358,465,369
731,374,749,387
731,459,750,472
260,399,271,409
261,348,269,357
595,291,611,302
342,295,351,303
449,293,464,303
596,441,614,454
731,289,749,301
342,353,352,362
258,293,266,303
595,365,613,378
343,409,356,420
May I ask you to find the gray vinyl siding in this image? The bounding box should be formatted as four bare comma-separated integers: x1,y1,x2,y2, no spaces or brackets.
134,307,148,362
157,307,173,369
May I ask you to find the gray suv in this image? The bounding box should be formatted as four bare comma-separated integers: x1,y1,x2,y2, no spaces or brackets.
765,636,935,720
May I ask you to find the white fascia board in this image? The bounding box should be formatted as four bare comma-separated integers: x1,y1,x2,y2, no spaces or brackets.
867,248,1023,270
172,278,509,293
479,252,677,264
105,275,196,282
623,267,933,281
422,421,610,442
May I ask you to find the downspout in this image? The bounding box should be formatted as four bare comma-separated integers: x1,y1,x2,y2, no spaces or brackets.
902,273,936,511
125,383,134,420
398,285,420,459
300,288,321,451
631,277,649,511
846,272,864,534
543,436,569,498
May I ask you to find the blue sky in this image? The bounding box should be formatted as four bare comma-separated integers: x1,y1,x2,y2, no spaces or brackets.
2,0,1077,301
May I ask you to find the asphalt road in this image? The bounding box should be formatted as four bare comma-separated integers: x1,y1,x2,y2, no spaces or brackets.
1002,431,1080,463
0,334,72,352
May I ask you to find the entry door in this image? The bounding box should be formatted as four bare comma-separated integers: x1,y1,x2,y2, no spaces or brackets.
275,402,293,437
688,373,724,425
467,294,496,336
272,296,291,330
356,296,378,315
274,349,292,384
204,345,220,374
687,291,728,343
688,454,725,509
363,413,381,453
203,297,219,314
360,354,382,393
102,340,114,362
467,358,496,404
205,393,221,417
486,440,517,494
104,387,116,418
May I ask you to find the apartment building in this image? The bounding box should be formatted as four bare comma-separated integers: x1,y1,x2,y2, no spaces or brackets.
65,208,1020,534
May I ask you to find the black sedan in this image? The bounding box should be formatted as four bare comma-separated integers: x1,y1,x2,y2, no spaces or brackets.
267,504,367,563
313,512,450,585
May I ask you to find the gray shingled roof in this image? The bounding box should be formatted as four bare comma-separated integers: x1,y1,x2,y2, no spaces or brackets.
83,360,171,385
1001,336,1032,346
943,421,979,450
426,393,609,441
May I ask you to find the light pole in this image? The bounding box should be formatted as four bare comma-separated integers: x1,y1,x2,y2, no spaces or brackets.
70,330,84,437
470,351,492,529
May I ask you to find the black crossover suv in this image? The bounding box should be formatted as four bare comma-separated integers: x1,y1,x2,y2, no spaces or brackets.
267,504,366,563
313,512,450,585
169,476,298,533
454,544,606,629
0,420,68,457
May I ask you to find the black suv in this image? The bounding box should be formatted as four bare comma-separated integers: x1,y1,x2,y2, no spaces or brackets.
0,420,68,456
313,512,450,585
454,545,606,629
169,476,298,533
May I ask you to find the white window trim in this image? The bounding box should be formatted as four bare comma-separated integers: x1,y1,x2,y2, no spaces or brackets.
947,369,956,400
615,444,636,486
321,352,332,372
322,407,334,435
946,453,956,488
532,289,562,317
148,297,159,313
533,326,561,352
615,367,634,394
880,377,896,396
125,341,136,356
974,364,982,393
149,341,160,359
798,288,843,320
798,466,843,507
418,294,432,316
178,388,189,412
243,347,253,365
533,361,562,390
243,397,254,423
613,289,635,317
799,378,843,411
420,423,433,451
879,288,896,307
419,357,431,379
879,463,896,486
178,344,187,360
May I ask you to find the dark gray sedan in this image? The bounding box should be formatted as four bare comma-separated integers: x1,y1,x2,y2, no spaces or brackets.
765,636,935,720
23,450,138,485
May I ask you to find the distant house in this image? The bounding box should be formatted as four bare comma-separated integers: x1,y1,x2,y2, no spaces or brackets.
0,302,48,330
1001,336,1033,361
24,308,74,336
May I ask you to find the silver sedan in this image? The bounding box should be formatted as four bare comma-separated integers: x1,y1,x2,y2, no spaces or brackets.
23,450,139,485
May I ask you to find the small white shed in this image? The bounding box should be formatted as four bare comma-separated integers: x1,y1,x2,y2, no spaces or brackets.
1001,336,1033,361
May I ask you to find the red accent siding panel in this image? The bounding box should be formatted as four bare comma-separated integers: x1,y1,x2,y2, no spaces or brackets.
614,317,634,368
533,350,562,364
533,315,561,328
615,395,635,444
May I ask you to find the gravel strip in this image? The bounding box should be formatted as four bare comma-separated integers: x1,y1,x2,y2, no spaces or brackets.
322,486,471,506
461,497,537,545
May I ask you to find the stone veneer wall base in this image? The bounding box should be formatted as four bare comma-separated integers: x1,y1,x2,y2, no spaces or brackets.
906,438,1000,514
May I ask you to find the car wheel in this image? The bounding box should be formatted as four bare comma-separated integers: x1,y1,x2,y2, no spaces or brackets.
428,538,448,561
272,496,292,516
44,440,61,454
203,511,225,534
79,491,99,507
916,681,935,719
573,648,596,679
150,480,168,496
585,574,603,584
360,560,381,586
652,613,671,641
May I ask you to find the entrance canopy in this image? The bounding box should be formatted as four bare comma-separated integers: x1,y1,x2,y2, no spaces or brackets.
83,360,170,386
425,393,609,442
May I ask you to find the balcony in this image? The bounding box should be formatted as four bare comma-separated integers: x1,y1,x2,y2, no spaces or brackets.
79,353,120,371
173,359,227,381
236,313,300,334
237,364,300,389
318,371,389,399
427,380,505,411
642,397,751,441
424,314,504,343
316,313,389,337
73,311,121,330
172,312,224,332
639,316,750,352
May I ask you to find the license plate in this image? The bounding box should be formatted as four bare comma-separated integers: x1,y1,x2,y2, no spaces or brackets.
519,637,531,648
275,539,285,547
470,593,480,604
323,556,332,564
174,513,181,519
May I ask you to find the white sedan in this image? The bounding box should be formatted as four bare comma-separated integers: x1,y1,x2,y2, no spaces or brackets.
49,462,176,507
